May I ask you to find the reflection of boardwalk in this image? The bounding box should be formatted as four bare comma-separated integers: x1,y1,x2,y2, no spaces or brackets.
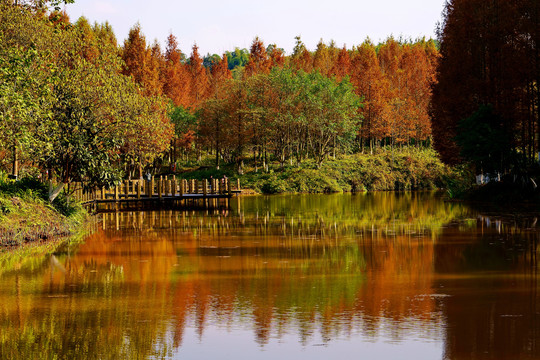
72,176,240,210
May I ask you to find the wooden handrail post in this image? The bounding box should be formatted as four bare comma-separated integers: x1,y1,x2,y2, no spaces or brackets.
203,179,207,197
172,175,176,197
158,176,163,199
124,180,129,199
114,183,119,201
180,178,184,196
150,176,155,198
237,178,241,191
195,179,199,194
101,186,105,200
137,180,141,199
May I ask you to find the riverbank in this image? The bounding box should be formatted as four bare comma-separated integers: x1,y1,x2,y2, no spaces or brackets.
0,176,88,249
175,147,448,194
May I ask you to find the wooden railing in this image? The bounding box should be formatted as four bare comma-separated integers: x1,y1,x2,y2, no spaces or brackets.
71,176,240,204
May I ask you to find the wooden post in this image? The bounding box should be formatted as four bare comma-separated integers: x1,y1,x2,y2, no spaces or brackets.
114,183,119,201
195,179,199,194
150,176,155,198
172,175,176,197
167,179,172,197
101,187,105,200
219,178,223,194
124,180,129,199
137,180,141,199
203,179,208,197
158,176,163,199
228,178,232,196
180,178,184,196
237,178,241,191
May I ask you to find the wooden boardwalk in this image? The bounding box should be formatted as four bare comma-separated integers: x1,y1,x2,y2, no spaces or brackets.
72,176,240,211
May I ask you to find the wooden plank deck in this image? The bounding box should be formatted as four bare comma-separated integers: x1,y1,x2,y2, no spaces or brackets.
91,192,240,203
71,176,241,208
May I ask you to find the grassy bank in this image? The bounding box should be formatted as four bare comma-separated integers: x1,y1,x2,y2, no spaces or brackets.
175,147,448,194
445,165,540,207
0,175,88,249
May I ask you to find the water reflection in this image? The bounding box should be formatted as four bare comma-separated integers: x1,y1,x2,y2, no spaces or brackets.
1,193,539,359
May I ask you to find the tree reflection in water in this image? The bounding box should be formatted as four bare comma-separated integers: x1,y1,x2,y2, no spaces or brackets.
1,193,539,359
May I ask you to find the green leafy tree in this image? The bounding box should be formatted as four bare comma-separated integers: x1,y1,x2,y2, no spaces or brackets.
169,104,197,161
455,105,512,174
0,45,54,177
298,71,361,167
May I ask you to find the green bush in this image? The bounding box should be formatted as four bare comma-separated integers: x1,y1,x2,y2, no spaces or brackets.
175,147,449,194
260,175,289,194
443,165,475,199
0,173,82,216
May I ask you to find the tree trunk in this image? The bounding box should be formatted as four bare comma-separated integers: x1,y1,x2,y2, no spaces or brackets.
11,145,18,178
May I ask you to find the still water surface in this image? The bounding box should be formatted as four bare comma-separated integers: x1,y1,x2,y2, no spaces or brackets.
1,193,539,359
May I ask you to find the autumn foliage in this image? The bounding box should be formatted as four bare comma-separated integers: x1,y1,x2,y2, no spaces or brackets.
118,30,439,168
1,2,441,181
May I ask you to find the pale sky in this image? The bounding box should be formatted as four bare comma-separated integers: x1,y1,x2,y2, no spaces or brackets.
64,0,446,56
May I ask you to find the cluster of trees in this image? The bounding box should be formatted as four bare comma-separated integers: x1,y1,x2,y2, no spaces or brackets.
1,0,440,188
288,37,438,149
199,69,361,171
432,0,540,173
0,2,172,188
119,30,439,168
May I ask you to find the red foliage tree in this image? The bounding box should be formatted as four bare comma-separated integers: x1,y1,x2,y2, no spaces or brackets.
163,33,191,108
244,37,272,77
331,46,351,81
349,40,387,149
210,54,232,92
121,23,163,96
188,44,210,107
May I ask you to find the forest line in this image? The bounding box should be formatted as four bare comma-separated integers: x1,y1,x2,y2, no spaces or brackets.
0,2,438,186
3,0,539,202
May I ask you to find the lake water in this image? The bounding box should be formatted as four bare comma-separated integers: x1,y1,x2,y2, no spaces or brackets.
1,192,539,359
